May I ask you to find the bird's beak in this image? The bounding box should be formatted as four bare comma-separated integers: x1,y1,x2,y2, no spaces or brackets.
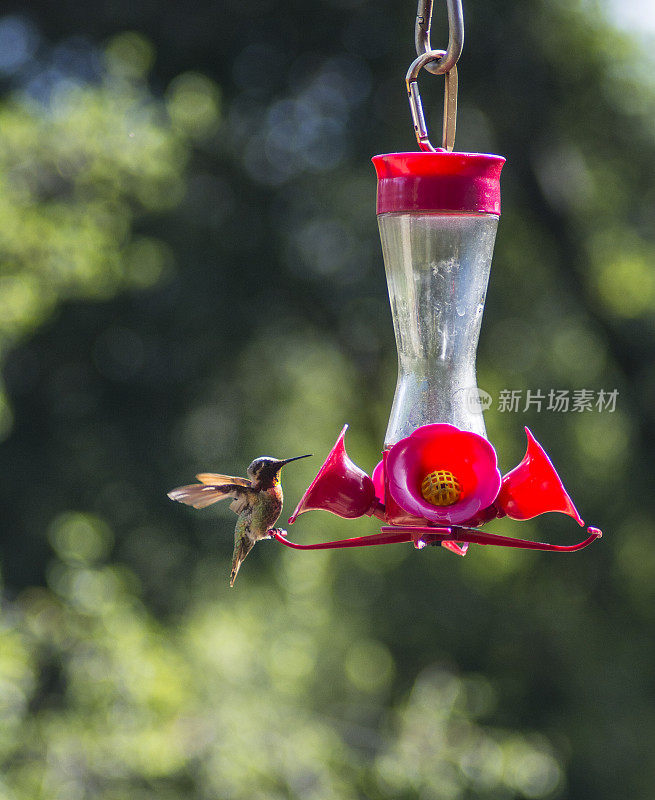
277,454,313,468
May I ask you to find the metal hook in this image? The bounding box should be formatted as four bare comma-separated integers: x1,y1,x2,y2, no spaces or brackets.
415,0,464,76
407,49,458,152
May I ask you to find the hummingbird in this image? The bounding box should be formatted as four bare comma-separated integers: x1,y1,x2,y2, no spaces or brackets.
168,454,312,586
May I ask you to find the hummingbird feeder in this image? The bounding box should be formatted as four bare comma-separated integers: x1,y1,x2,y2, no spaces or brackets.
275,0,601,556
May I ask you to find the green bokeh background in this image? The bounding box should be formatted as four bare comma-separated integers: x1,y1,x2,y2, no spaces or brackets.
0,1,653,797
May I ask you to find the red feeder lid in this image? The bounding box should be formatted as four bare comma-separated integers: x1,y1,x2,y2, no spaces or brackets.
372,151,505,215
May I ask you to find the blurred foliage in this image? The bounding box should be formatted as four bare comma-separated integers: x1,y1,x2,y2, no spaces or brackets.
0,30,216,440
0,1,653,798
0,516,565,799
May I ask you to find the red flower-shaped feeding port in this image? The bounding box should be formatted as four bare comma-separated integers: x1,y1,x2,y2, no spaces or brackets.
386,424,501,525
275,423,601,555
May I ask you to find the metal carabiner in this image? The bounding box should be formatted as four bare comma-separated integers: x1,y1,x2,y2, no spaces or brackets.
406,49,458,152
415,0,464,76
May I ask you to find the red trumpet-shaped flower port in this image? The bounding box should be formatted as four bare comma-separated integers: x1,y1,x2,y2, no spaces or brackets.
288,425,379,523
386,424,502,525
496,427,584,525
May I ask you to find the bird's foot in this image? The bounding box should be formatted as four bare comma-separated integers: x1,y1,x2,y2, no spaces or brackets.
267,528,287,539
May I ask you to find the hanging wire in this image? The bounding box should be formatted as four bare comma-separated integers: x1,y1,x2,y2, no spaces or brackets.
407,0,464,152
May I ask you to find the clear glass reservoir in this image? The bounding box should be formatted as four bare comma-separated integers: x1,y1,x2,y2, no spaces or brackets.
379,211,499,447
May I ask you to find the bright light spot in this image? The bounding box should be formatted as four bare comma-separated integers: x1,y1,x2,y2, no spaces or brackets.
0,16,38,74
166,72,221,137
505,742,562,798
605,0,655,34
104,31,155,79
595,252,655,317
124,236,173,287
48,512,114,564
345,639,395,692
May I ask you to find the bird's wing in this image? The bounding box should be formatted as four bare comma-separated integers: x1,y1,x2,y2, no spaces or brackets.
168,482,255,510
196,473,252,488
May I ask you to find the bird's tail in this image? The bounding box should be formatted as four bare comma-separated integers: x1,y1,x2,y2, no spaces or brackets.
230,537,254,587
